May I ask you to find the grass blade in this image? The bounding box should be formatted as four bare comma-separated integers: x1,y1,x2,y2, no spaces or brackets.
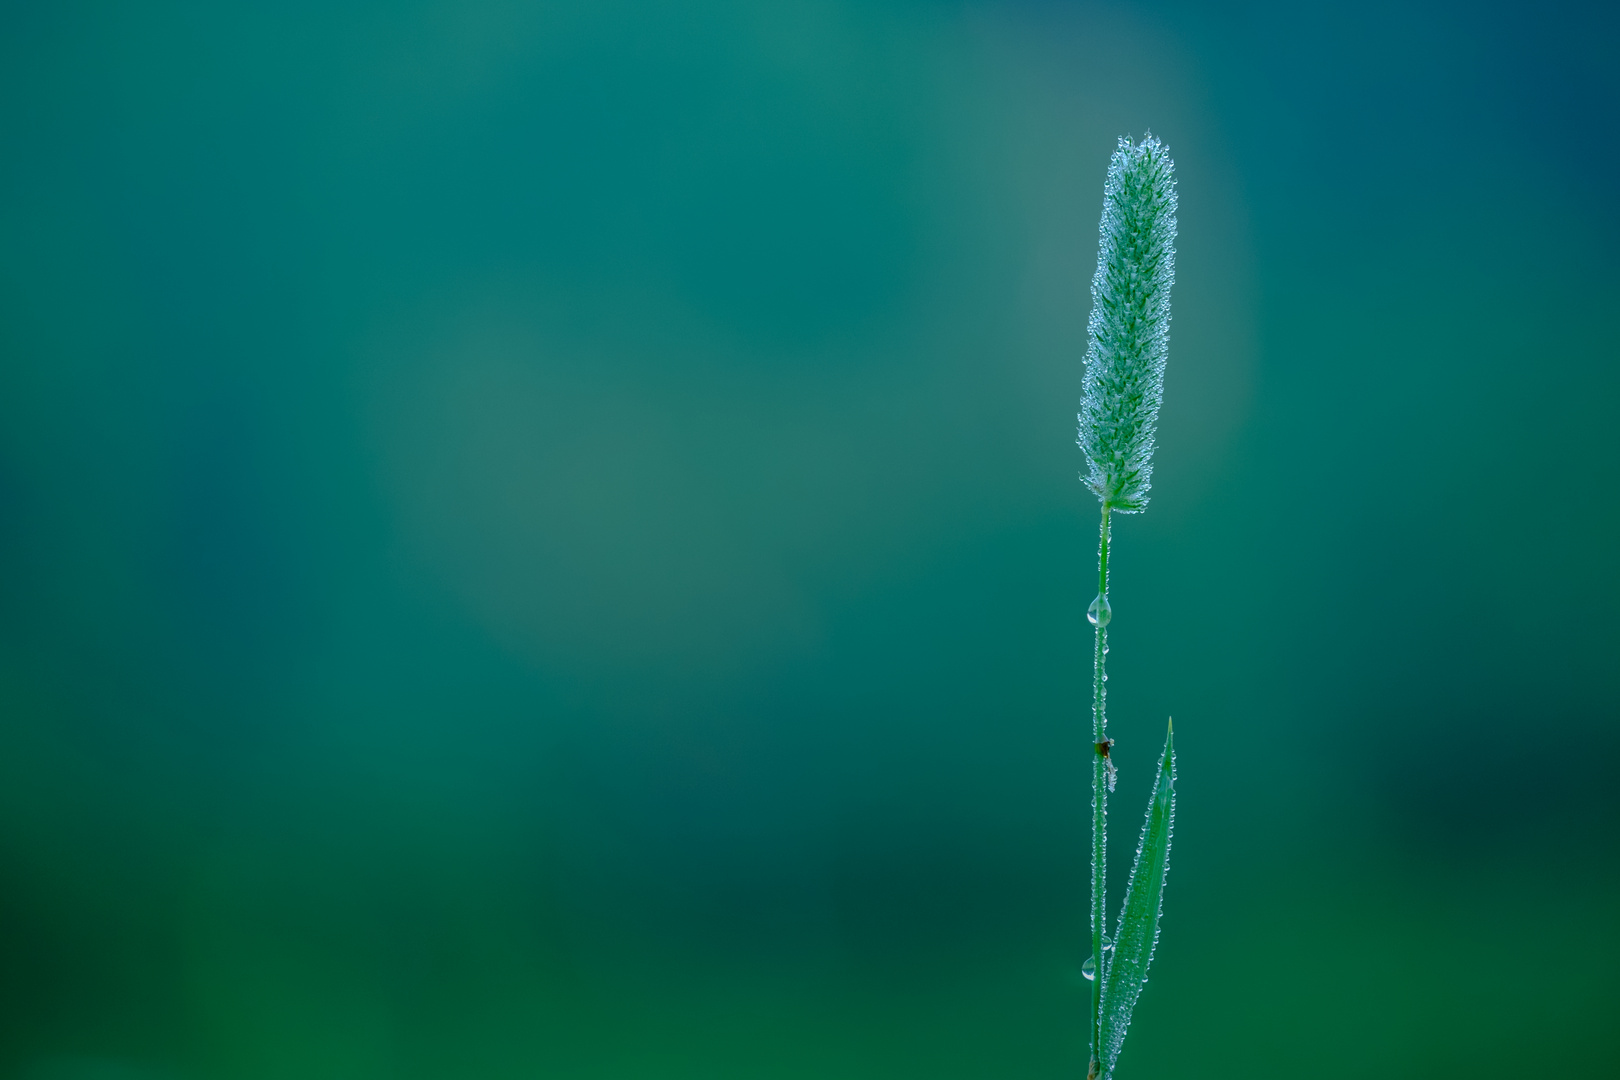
1098,721,1176,1078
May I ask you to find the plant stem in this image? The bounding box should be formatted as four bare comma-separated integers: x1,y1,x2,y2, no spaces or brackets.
1089,503,1111,1079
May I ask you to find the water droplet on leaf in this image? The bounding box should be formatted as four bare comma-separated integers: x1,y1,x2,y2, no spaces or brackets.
1081,956,1097,981
1087,594,1112,628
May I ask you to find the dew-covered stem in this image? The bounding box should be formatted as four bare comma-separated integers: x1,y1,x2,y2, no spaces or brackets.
1076,134,1175,1080
1088,503,1112,1077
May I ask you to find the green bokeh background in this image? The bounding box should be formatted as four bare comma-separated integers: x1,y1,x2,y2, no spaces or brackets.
1,2,1616,1077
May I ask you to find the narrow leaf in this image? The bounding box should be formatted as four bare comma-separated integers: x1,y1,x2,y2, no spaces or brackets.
1098,722,1176,1078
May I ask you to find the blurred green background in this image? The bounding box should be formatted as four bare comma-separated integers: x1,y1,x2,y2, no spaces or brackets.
1,1,1616,1077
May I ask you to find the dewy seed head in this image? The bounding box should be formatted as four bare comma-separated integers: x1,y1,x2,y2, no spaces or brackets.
1077,135,1178,513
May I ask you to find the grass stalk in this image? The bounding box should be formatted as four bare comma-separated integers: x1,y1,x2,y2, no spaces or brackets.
1075,134,1177,1080
1088,505,1112,1079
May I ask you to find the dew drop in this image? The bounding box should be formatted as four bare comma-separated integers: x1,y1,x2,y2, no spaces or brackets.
1081,956,1097,981
1087,594,1112,628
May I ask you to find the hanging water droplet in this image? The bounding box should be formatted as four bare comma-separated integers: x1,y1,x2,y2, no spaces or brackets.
1087,594,1112,627
1081,956,1097,981
1102,935,1115,954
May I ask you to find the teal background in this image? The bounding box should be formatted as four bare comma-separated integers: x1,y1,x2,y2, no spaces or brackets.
1,2,1616,1077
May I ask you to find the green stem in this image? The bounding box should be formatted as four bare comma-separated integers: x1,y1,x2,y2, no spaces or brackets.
1089,504,1111,1079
